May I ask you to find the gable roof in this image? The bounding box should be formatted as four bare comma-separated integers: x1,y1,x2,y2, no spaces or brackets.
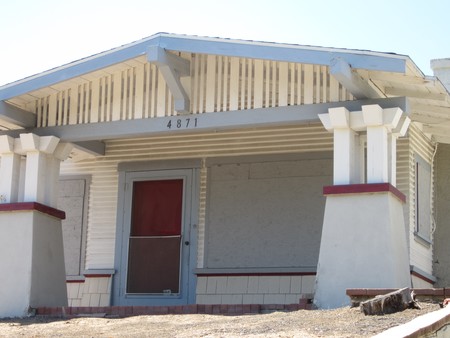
0,33,416,101
1,33,450,144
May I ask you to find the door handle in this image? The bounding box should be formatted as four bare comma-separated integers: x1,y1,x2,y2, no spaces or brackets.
184,241,190,246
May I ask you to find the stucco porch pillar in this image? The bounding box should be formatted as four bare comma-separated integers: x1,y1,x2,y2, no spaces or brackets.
0,133,72,317
314,105,411,309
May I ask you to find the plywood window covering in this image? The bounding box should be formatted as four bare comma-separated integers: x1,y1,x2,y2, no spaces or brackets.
58,177,89,277
415,154,432,243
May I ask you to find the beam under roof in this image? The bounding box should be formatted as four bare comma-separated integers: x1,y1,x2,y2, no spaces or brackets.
0,34,409,101
330,57,383,99
0,101,36,128
0,97,409,143
147,46,190,113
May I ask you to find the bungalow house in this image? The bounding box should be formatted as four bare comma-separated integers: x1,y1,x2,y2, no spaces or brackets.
1,33,450,316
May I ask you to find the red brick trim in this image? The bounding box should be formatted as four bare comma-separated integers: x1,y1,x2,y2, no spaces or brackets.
323,183,406,203
35,303,311,317
0,202,65,220
195,272,316,277
66,279,85,283
84,274,114,278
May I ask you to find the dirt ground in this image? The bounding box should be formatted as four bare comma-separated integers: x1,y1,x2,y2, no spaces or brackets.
0,302,441,337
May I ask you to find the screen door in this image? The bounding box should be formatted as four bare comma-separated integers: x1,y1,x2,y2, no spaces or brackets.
126,179,183,294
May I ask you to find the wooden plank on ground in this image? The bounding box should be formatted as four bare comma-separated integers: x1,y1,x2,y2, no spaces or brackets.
360,288,420,315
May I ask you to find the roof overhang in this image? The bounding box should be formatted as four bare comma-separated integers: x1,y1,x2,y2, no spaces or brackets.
2,33,450,145
0,33,410,101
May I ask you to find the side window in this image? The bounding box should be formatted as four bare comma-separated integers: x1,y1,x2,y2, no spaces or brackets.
58,176,90,277
415,155,432,243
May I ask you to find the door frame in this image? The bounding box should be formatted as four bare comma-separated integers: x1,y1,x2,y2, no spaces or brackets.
113,160,200,306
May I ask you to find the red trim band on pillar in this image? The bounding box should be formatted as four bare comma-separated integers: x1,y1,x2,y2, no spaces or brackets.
323,183,406,203
0,202,66,220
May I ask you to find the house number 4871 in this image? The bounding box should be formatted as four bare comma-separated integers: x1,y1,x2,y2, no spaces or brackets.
166,117,198,129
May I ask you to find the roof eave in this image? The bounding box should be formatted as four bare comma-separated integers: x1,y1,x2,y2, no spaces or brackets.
0,33,409,101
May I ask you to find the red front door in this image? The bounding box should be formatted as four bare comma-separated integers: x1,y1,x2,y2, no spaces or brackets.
126,179,183,294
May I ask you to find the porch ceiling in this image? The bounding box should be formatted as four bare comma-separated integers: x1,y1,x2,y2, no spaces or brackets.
1,33,450,144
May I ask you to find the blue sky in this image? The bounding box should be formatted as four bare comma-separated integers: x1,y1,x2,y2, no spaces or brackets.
1,0,449,86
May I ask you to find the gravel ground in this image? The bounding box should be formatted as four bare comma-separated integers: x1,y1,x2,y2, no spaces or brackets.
0,302,441,337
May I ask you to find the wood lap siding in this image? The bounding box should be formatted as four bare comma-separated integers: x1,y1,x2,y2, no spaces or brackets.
408,124,435,275
59,128,417,271
33,54,353,127
59,125,333,269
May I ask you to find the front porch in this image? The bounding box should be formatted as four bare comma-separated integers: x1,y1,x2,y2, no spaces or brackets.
1,34,450,315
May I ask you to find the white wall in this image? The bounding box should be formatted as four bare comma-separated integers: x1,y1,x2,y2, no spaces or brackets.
0,212,33,317
0,210,67,317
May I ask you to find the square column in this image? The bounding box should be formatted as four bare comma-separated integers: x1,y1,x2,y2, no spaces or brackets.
23,151,47,203
323,107,361,185
0,136,21,203
363,105,389,183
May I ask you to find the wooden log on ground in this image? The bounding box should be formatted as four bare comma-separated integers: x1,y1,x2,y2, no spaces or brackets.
360,287,421,315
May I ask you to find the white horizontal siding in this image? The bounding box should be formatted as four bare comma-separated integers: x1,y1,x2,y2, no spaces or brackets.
60,124,333,269
60,122,416,270
396,138,410,196
396,137,410,249
407,123,436,275
197,163,207,268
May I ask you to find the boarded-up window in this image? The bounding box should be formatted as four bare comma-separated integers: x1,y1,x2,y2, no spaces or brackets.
58,177,89,277
415,155,432,242
206,156,332,268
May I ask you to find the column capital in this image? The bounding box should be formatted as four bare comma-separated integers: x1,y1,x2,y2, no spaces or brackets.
362,104,384,126
392,116,411,137
19,133,60,154
54,143,73,161
328,107,350,129
19,133,40,152
0,135,15,154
